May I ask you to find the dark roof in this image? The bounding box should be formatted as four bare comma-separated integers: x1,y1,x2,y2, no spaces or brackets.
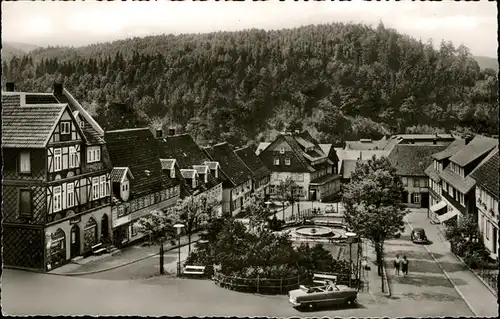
205,142,254,186
439,168,476,194
157,133,224,194
235,146,271,180
110,167,133,183
2,94,66,148
432,139,466,160
310,174,341,185
470,148,499,199
449,136,498,167
105,128,178,197
424,164,441,182
340,159,369,179
388,144,448,176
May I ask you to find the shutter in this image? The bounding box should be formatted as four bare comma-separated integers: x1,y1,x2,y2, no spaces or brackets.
47,187,53,215
74,179,80,205
62,183,66,210
47,148,54,172
410,193,415,204
87,177,92,200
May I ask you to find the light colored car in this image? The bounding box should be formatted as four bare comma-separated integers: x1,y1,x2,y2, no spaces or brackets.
288,281,357,310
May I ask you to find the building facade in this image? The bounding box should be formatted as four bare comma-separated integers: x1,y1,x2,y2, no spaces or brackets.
205,142,254,216
105,128,180,247
471,148,499,261
2,83,112,271
258,131,341,202
387,144,449,208
428,136,497,225
235,146,271,198
156,130,223,217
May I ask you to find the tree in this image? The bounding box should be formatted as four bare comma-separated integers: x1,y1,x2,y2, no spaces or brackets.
245,193,272,233
275,177,297,221
135,210,177,275
169,194,219,255
341,156,408,291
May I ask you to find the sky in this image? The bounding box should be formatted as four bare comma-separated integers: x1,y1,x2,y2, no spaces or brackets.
1,0,497,57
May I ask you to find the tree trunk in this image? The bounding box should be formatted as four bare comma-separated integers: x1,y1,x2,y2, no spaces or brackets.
188,232,192,255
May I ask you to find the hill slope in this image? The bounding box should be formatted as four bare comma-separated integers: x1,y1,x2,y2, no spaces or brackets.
2,41,39,60
2,23,498,146
474,56,498,71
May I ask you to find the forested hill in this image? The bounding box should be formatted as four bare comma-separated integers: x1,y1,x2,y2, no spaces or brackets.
2,23,498,147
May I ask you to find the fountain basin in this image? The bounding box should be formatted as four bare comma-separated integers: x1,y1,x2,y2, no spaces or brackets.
295,226,334,237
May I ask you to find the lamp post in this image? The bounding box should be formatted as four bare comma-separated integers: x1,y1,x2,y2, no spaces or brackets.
346,232,357,288
309,190,315,216
174,223,185,277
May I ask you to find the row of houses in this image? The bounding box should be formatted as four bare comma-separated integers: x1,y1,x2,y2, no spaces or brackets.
3,82,497,271
1,83,272,272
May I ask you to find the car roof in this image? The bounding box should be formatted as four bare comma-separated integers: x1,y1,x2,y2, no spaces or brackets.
412,227,425,232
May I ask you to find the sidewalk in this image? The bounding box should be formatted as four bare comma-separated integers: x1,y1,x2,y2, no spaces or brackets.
49,233,200,276
405,210,498,317
363,239,392,299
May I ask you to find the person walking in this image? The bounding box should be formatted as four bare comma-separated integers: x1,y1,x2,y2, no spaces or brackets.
401,255,409,276
393,254,401,276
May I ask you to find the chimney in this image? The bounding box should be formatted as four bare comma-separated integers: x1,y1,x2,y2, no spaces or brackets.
465,135,473,145
53,82,63,95
6,82,15,92
156,129,163,138
168,128,175,136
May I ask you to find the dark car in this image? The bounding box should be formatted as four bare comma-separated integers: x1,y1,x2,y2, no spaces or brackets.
411,227,428,244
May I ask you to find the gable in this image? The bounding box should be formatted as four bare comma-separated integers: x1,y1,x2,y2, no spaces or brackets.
48,108,84,145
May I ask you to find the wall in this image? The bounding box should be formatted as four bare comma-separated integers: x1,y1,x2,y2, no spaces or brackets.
269,172,311,199
476,186,499,260
401,176,429,206
2,148,47,181
222,187,231,213
2,184,47,224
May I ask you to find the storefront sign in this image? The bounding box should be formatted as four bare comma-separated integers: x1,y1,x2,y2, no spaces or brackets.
70,216,81,225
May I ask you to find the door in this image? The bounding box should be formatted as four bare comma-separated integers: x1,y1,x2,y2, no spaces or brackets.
421,192,429,208
402,191,409,203
101,215,109,241
70,225,80,259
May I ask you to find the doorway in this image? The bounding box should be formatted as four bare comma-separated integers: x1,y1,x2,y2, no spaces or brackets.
70,225,80,259
420,192,429,208
101,214,109,241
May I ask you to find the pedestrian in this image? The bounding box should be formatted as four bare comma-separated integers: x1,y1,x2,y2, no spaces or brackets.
401,255,409,276
393,254,401,276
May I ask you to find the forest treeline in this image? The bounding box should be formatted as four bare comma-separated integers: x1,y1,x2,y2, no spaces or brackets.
2,22,498,147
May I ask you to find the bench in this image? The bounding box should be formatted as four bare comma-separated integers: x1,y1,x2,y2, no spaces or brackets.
91,243,106,255
313,273,337,285
183,265,206,276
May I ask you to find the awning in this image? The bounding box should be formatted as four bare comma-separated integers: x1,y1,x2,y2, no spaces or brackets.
430,201,447,213
438,210,458,223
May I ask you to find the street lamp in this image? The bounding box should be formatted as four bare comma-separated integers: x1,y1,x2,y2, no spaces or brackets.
174,223,185,277
346,232,357,288
309,190,315,215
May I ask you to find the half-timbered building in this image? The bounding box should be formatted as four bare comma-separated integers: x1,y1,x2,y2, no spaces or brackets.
2,83,112,271
105,128,181,247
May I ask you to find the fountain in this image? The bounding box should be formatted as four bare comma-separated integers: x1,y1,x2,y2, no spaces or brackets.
295,226,333,237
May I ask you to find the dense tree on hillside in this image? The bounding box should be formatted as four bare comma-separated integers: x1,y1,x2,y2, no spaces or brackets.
2,23,497,145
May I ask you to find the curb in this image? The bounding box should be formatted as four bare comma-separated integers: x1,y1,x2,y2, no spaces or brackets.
47,238,200,277
404,218,479,317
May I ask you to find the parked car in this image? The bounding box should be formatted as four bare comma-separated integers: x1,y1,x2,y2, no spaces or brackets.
411,227,429,244
288,281,357,310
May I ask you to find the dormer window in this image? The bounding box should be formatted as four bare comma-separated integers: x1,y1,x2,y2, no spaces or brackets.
60,121,71,135
204,161,219,179
280,147,285,154
192,177,197,189
170,168,175,179
285,158,291,166
80,121,85,129
274,158,280,165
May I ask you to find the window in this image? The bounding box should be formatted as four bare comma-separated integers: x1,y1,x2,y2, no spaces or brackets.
19,189,32,217
285,158,291,166
131,223,138,237
99,175,106,198
80,121,85,129
486,221,490,240
459,193,464,205
69,147,79,168
67,183,75,208
170,168,175,179
424,179,429,188
413,193,420,204
87,146,101,163
274,158,280,165
54,148,62,172
53,186,62,212
280,147,285,154
60,121,71,135
413,178,419,187
19,151,31,173
92,177,99,200
402,177,408,187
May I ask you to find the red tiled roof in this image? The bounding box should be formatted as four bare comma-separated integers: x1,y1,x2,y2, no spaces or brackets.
388,144,448,176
